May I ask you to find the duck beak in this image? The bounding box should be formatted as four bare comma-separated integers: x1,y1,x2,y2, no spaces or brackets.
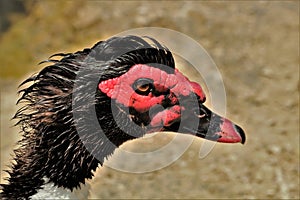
165,104,246,144
196,104,246,144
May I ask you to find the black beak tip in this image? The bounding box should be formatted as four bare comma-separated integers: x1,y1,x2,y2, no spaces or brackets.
234,124,246,144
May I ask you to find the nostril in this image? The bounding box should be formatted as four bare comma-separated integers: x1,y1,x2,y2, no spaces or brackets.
192,107,208,118
234,124,246,144
193,109,205,118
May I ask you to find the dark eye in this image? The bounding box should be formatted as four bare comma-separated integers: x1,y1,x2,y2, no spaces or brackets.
133,78,154,95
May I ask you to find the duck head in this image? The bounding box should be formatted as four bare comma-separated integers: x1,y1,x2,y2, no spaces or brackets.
0,35,245,199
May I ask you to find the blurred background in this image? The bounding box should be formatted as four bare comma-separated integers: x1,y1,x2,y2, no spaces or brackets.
0,1,299,199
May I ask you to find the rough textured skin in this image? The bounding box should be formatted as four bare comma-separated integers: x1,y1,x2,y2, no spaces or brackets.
98,64,206,110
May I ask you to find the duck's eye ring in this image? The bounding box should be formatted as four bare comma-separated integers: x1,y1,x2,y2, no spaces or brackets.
133,78,154,95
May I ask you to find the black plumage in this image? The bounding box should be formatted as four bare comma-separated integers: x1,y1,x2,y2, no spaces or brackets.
0,36,175,199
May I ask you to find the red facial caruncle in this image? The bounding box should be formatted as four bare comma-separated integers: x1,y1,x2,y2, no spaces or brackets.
98,64,205,113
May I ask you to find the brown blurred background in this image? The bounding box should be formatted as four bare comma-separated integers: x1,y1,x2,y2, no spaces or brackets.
0,1,299,199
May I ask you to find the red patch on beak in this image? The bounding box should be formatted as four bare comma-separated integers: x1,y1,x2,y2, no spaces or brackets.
216,118,245,144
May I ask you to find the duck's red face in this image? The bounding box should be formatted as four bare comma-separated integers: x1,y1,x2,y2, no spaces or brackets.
99,64,245,144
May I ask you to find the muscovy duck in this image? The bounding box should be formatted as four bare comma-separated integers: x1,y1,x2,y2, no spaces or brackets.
0,35,245,199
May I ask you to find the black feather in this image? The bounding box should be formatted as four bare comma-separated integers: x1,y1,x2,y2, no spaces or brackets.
0,35,175,199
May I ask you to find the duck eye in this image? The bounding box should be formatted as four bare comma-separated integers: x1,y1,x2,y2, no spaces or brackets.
137,84,150,92
133,78,153,95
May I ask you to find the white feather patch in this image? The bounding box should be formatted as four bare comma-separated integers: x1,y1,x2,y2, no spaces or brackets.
31,178,90,199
